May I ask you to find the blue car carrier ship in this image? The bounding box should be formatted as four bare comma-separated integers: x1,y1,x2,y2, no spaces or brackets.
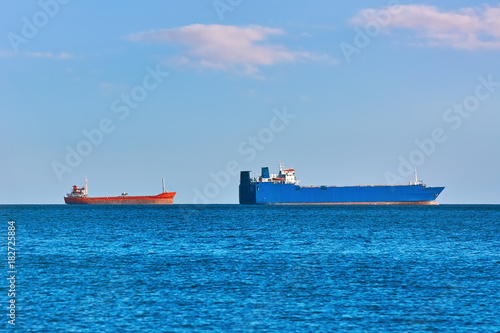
239,163,444,205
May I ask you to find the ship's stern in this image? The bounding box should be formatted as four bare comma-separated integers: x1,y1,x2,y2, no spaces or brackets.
239,171,256,204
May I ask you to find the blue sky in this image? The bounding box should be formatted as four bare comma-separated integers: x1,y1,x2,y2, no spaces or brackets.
1,0,499,204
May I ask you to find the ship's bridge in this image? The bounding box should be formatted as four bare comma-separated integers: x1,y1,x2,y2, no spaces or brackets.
279,168,297,184
258,163,298,184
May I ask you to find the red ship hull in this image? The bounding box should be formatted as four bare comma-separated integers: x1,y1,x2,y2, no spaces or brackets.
64,192,176,205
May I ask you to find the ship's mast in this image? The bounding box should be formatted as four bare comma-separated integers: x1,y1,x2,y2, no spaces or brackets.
85,177,88,197
410,167,424,186
162,179,165,193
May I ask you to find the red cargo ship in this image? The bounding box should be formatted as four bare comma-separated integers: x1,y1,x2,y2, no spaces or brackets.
64,178,175,204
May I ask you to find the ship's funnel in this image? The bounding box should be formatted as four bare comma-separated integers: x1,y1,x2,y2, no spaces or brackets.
261,167,270,178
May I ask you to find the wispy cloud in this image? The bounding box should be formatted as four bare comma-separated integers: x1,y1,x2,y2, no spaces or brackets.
0,50,75,59
127,24,334,75
0,49,15,57
25,52,75,59
99,82,130,96
351,4,500,50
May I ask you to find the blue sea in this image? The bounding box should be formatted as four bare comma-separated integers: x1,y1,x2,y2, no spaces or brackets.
1,204,500,332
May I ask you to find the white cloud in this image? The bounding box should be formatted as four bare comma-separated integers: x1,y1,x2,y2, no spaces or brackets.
127,24,334,74
351,4,500,50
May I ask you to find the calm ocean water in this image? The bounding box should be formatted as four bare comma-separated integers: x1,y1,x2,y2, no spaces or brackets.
1,204,499,332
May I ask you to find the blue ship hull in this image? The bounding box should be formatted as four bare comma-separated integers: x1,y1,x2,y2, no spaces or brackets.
239,168,444,205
